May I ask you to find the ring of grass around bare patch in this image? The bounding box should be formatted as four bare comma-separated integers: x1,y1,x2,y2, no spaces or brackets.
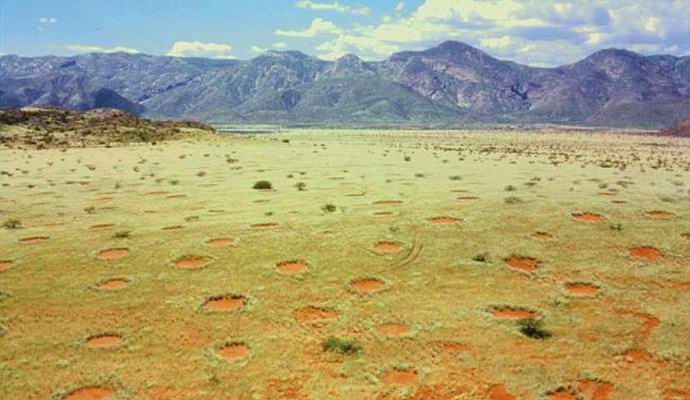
348,277,386,294
62,387,116,400
203,294,248,312
174,255,210,270
428,216,460,225
381,368,418,386
376,323,410,337
206,238,234,247
374,241,402,254
96,248,129,261
564,282,601,297
488,305,540,320
572,212,604,223
0,260,13,272
86,333,124,349
216,341,250,361
504,256,540,273
629,246,664,262
294,306,338,324
545,387,578,400
276,259,308,274
19,235,49,244
95,278,130,290
531,232,554,241
645,210,674,220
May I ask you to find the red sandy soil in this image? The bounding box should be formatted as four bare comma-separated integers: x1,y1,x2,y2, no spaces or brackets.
646,210,675,220
204,296,245,311
572,212,604,223
374,241,402,254
490,306,539,320
96,279,129,290
175,256,207,269
294,306,337,323
382,369,417,385
206,238,233,247
564,282,600,296
350,278,385,293
96,248,129,261
86,334,122,348
376,323,409,337
548,389,578,400
577,380,615,400
623,349,652,363
531,232,553,241
65,387,115,400
217,343,249,361
0,260,12,272
660,118,690,137
19,236,49,244
629,246,664,262
88,224,115,230
429,216,460,225
276,260,307,274
504,256,539,273
487,384,516,400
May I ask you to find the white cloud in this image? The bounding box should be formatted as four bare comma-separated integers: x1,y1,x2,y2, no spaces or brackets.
38,16,58,24
296,0,371,16
167,41,234,59
251,46,268,53
275,18,342,38
395,1,405,14
272,42,288,49
65,44,140,54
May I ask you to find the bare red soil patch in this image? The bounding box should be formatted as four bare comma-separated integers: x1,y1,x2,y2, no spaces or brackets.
204,295,246,311
20,235,49,244
374,200,402,206
206,238,233,247
163,225,184,231
629,246,664,262
578,380,615,400
97,248,129,261
251,222,278,229
89,224,115,230
488,384,516,400
276,260,307,274
86,334,123,349
175,255,208,269
97,279,129,290
295,306,337,324
572,212,604,223
349,278,385,294
429,216,460,225
65,387,115,400
375,241,402,254
547,389,577,400
564,282,600,297
504,256,539,273
432,340,470,356
382,369,417,386
0,260,12,272
623,348,652,363
217,342,249,361
531,232,553,241
489,306,539,320
646,210,674,220
377,323,409,337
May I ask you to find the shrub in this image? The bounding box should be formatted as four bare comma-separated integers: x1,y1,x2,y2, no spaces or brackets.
3,219,22,229
322,204,337,213
253,180,273,190
518,319,552,339
112,231,131,239
295,182,306,191
322,336,361,355
472,253,489,263
504,196,523,204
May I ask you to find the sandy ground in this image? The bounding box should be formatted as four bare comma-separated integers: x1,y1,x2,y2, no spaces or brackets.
0,129,689,400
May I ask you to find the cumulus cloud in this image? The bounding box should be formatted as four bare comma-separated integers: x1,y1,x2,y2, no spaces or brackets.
296,0,371,16
65,44,140,54
275,18,342,38
167,41,234,59
38,16,58,24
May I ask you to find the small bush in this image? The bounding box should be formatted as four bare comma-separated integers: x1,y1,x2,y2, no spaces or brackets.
518,319,552,340
504,196,523,204
609,223,623,231
322,204,337,213
253,180,273,190
112,231,131,239
472,253,489,263
322,336,361,355
295,182,307,191
404,156,411,162
449,175,462,181
3,219,22,229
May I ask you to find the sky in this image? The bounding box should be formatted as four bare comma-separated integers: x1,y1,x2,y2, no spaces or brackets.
1,0,689,66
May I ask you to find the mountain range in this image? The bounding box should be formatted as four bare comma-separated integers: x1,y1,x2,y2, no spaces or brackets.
2,41,689,128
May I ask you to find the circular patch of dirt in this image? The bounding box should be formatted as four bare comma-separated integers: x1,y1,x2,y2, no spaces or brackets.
623,349,651,363
97,248,129,261
96,279,129,290
488,385,516,400
382,369,417,385
429,216,460,225
531,232,553,241
577,380,615,400
175,255,209,269
376,323,409,337
0,260,12,272
564,282,600,297
86,334,123,349
217,342,249,361
572,212,604,223
374,200,402,206
20,236,49,244
629,246,664,262
295,306,337,324
489,306,539,320
64,387,115,400
276,260,307,274
89,224,115,230
646,210,674,220
504,256,539,273
251,222,278,229
349,278,385,294
374,241,402,254
206,238,233,247
204,295,246,311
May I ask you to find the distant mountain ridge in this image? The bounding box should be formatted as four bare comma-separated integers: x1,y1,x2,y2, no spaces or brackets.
2,41,689,128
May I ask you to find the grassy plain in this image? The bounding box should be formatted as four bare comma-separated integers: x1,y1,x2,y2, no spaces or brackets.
1,129,689,399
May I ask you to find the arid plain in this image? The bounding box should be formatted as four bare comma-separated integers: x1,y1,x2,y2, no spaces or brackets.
1,129,689,399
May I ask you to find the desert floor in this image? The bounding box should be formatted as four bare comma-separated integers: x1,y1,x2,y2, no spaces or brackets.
1,129,689,400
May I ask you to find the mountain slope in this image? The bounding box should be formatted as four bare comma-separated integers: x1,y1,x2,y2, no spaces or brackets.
1,42,689,128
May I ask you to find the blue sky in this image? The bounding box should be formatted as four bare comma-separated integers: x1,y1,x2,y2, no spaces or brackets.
1,0,689,66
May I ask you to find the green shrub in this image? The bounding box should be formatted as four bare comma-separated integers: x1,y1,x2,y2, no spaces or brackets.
322,204,337,213
3,219,22,229
518,319,552,339
253,180,273,190
322,336,361,355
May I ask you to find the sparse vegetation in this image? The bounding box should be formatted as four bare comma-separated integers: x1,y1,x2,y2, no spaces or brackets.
253,180,273,190
518,319,552,339
322,204,337,213
322,336,361,355
3,219,22,229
